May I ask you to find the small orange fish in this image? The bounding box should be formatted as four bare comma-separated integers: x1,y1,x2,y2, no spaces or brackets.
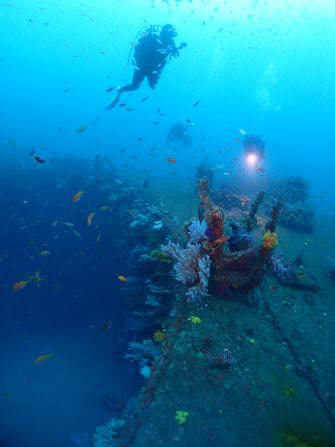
34,353,54,364
72,190,85,203
118,275,127,282
12,280,28,292
166,158,176,164
77,125,88,134
87,212,95,227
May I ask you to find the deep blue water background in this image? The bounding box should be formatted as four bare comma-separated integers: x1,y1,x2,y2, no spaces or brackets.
0,164,142,446
1,0,335,445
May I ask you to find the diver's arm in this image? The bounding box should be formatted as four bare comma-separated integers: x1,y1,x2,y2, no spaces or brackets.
177,42,187,50
169,41,187,58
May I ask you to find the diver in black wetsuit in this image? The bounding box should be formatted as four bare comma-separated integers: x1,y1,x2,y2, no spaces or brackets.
106,24,187,109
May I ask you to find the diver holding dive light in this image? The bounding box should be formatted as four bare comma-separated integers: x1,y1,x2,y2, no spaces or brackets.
243,133,265,167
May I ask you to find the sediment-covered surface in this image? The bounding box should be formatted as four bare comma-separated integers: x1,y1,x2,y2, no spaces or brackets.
129,219,335,447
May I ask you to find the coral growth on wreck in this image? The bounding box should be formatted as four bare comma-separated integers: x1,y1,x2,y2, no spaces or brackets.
262,230,278,250
187,218,208,243
124,339,159,369
93,418,125,447
162,233,211,303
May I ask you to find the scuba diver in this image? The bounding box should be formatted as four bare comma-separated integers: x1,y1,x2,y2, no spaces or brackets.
243,133,265,166
106,24,187,109
166,122,192,147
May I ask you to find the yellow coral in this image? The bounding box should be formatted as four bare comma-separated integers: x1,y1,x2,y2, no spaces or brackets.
262,230,278,250
188,315,201,324
175,410,189,425
153,330,166,343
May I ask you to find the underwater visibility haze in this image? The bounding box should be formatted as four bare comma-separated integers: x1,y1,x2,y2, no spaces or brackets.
1,0,335,446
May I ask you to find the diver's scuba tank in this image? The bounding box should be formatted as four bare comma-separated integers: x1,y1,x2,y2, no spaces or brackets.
127,25,162,66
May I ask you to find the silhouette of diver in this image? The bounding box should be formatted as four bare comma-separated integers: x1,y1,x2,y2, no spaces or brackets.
166,122,192,146
106,24,187,109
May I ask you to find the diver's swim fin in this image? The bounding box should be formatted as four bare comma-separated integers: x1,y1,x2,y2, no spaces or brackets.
106,88,121,110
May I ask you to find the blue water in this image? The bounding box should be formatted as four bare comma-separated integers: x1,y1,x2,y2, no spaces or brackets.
0,165,142,446
1,0,335,445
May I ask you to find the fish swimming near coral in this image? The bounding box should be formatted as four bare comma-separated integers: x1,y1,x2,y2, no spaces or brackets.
76,125,88,134
87,212,95,227
72,190,85,203
117,275,127,282
12,280,28,292
30,151,45,164
64,221,75,227
34,353,54,364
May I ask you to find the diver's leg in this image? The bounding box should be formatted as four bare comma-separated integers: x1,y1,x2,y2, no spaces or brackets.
106,69,145,110
120,69,145,92
106,88,122,109
147,71,160,90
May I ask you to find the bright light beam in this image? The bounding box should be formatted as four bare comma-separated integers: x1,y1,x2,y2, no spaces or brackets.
246,153,258,166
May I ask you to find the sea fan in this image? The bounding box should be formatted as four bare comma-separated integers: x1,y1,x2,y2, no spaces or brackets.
186,255,211,303
94,418,125,447
188,218,208,244
162,241,201,284
162,240,211,303
124,340,159,367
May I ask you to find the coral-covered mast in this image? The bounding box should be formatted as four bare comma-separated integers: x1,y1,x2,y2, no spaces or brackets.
198,178,227,265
